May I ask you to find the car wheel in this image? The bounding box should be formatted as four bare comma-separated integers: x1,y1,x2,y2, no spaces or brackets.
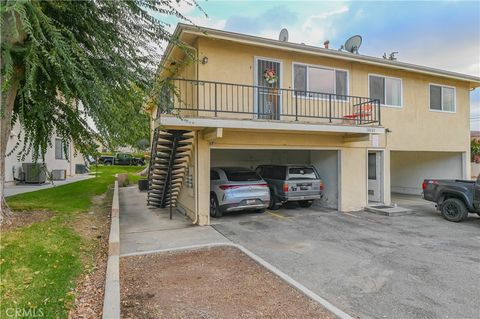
210,194,223,218
256,208,266,214
298,200,313,208
440,198,468,222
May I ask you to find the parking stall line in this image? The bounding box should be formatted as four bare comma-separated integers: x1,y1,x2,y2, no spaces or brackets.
266,211,291,220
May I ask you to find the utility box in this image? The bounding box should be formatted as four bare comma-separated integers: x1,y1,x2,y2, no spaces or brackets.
138,179,148,191
75,164,88,174
52,169,67,181
22,163,47,184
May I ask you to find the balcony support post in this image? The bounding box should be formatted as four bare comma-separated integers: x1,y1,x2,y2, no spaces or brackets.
377,99,381,125
328,94,332,123
214,83,218,117
295,92,298,121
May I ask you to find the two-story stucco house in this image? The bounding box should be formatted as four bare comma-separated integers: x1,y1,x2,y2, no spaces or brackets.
147,24,480,226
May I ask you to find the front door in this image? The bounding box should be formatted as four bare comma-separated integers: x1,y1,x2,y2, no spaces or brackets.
255,58,281,120
368,151,382,202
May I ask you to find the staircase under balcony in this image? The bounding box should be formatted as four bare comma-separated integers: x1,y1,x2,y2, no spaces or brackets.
147,129,194,216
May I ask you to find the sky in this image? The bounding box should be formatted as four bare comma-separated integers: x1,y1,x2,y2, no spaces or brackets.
157,0,480,130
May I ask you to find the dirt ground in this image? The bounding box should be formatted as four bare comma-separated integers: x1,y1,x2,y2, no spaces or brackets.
120,246,334,319
69,193,111,319
0,210,53,231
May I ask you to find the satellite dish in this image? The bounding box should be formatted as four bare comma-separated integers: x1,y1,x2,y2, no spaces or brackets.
279,28,289,42
344,35,362,54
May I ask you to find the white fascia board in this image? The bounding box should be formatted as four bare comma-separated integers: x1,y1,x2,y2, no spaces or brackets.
156,116,385,135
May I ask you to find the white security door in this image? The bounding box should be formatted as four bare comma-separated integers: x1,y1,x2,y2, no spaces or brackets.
254,58,281,120
368,151,382,202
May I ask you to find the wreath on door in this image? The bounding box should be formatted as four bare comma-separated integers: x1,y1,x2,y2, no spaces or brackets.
264,68,278,85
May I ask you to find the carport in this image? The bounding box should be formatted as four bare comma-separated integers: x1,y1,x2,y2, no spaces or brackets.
210,148,340,209
390,151,466,196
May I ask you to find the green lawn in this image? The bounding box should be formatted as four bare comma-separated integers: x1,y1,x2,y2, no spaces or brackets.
0,166,144,318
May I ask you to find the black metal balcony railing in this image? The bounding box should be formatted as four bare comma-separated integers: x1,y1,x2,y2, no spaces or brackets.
157,78,381,126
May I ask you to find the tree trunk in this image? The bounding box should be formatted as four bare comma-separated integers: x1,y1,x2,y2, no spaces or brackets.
0,75,19,224
1,11,27,224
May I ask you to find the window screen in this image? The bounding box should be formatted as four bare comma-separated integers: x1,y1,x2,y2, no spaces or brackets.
335,71,348,97
442,87,455,112
385,78,401,106
55,138,65,160
430,85,442,110
369,76,385,104
293,65,307,95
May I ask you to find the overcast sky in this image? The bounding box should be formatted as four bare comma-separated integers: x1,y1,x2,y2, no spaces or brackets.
158,0,480,130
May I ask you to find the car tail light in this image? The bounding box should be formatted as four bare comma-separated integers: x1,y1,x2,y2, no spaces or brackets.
320,181,324,191
283,183,289,192
219,185,241,190
422,180,438,190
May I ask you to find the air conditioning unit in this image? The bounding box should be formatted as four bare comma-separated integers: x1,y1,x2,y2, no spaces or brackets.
51,169,66,181
75,164,88,174
22,163,47,184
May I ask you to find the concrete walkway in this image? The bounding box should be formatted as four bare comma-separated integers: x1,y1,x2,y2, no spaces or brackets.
119,186,229,255
5,174,94,197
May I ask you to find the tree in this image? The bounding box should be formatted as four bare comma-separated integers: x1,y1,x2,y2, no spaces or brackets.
0,0,200,222
472,139,480,163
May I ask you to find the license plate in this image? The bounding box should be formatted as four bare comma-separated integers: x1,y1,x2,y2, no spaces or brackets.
300,186,310,190
246,199,256,205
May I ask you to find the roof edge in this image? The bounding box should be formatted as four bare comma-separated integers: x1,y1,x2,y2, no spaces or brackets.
173,23,480,87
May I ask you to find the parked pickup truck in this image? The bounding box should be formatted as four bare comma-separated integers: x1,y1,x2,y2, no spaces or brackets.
98,153,145,166
422,174,480,222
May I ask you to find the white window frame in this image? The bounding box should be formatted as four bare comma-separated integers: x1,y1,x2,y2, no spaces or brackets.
428,83,456,113
292,62,350,100
368,73,403,108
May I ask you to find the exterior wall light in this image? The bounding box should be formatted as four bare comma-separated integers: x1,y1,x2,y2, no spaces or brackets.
201,56,208,64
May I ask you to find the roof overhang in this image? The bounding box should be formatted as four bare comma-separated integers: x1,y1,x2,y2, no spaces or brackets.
163,23,480,89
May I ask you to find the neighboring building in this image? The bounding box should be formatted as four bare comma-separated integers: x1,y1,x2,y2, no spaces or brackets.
471,131,480,141
148,24,480,225
5,121,85,183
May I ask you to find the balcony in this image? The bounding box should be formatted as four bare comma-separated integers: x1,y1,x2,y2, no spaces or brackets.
156,78,382,132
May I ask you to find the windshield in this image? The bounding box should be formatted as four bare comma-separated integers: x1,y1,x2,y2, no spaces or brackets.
288,167,318,180
225,170,262,182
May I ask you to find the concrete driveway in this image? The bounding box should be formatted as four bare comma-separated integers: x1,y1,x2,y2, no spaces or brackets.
212,197,480,319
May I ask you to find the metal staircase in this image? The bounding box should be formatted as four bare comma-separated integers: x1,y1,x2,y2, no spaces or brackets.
147,129,194,215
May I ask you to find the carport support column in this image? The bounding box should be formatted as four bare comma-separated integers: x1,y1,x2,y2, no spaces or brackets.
339,147,368,211
196,134,210,226
384,149,391,205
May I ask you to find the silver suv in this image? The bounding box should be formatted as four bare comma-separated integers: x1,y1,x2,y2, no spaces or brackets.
256,164,323,210
210,167,270,218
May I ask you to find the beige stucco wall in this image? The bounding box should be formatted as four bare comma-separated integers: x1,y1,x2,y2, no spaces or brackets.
159,34,473,224
195,37,471,154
